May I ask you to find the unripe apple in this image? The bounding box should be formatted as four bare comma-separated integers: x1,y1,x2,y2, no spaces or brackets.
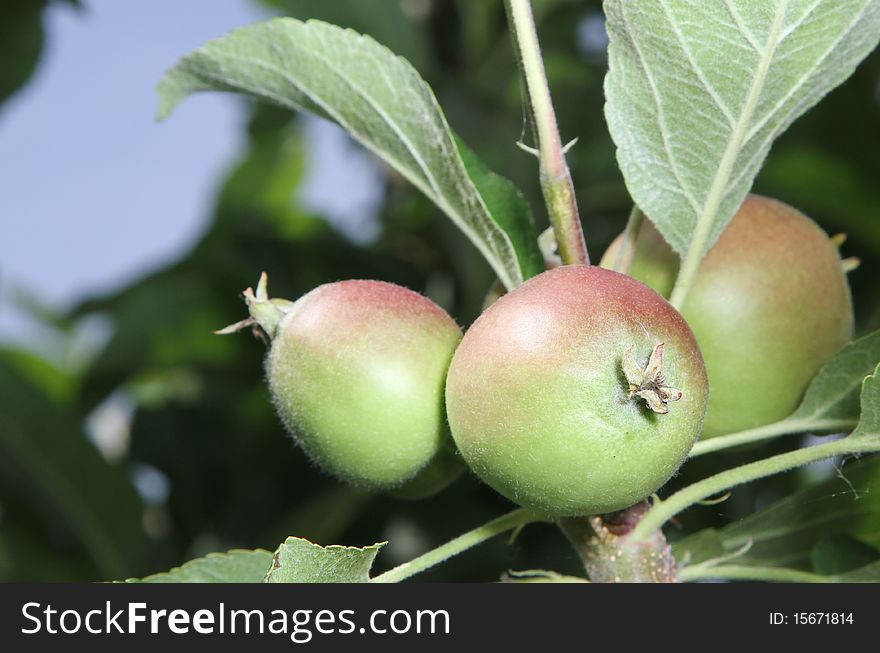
445,265,708,517
600,194,854,437
224,274,463,490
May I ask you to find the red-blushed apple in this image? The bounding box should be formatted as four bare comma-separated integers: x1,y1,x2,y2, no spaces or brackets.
445,265,708,517
601,195,854,437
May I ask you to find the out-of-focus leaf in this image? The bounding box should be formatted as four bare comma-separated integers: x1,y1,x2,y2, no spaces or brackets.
264,537,384,583
77,274,236,397
157,18,532,289
218,115,325,241
0,360,145,579
0,525,93,582
260,0,431,73
811,533,879,575
760,145,880,253
264,486,372,547
128,550,273,583
604,0,880,266
0,0,46,106
789,330,880,428
0,0,83,107
673,457,880,570
127,368,202,408
0,347,75,403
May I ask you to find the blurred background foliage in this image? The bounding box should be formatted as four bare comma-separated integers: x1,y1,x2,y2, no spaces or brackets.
0,0,878,582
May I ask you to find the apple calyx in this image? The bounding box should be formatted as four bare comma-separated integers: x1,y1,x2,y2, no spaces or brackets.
622,343,683,415
215,272,295,341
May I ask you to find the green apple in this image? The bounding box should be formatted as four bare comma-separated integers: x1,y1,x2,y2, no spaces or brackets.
227,274,463,490
445,265,708,517
601,194,854,437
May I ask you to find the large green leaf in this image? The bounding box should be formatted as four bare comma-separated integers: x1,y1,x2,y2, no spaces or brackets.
810,533,879,575
604,0,880,264
456,138,544,280
850,362,880,444
789,330,880,428
128,550,274,583
129,538,385,584
264,537,384,583
157,17,541,289
674,456,880,573
0,360,146,579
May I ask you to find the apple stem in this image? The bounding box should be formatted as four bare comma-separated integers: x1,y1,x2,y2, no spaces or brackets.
688,416,857,457
558,502,677,582
631,435,880,542
504,0,589,266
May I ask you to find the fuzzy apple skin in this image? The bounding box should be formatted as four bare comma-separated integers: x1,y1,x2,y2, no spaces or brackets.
445,265,708,517
600,195,854,437
267,280,462,489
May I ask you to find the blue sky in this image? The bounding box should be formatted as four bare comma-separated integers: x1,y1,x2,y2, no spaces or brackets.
0,0,270,343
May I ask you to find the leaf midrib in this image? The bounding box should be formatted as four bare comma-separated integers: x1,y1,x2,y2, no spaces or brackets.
179,24,519,288
726,0,873,196
725,501,878,549
680,0,790,272
619,2,701,218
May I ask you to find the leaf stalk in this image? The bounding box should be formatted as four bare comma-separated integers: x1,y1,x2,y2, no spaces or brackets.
371,508,541,583
505,0,588,266
631,436,878,541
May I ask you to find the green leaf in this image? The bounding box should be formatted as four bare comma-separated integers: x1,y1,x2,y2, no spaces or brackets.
456,138,544,280
0,360,146,580
673,457,880,571
157,17,536,289
604,0,880,263
0,0,82,105
811,534,879,575
0,0,46,106
502,569,589,583
264,537,385,583
0,347,76,404
680,560,880,582
790,330,880,427
128,550,274,583
689,332,880,457
637,368,880,537
850,363,880,443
